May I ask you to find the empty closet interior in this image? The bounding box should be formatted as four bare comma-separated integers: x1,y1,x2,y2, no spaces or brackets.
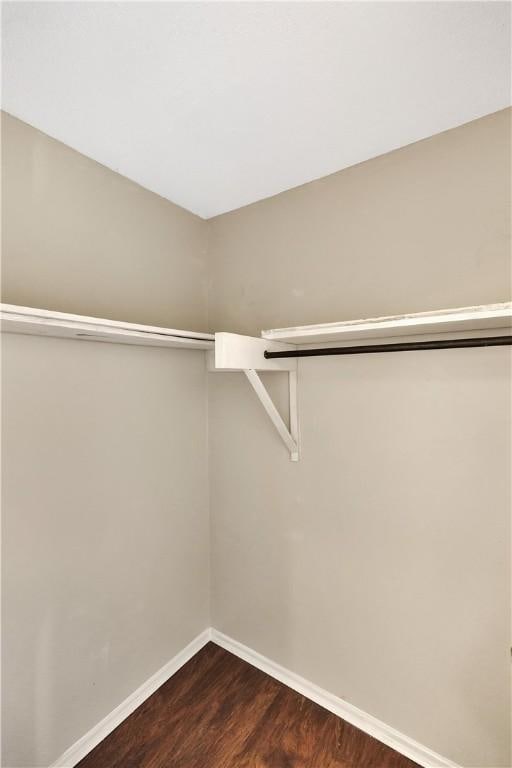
2,5,511,768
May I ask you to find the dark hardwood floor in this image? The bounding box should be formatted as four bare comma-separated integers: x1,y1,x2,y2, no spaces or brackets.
77,642,419,768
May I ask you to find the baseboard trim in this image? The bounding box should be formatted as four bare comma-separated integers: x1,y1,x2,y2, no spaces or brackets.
50,626,460,768
50,627,212,768
211,629,460,768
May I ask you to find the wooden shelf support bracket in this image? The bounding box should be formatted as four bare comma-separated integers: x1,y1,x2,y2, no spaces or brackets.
244,369,299,462
209,332,300,461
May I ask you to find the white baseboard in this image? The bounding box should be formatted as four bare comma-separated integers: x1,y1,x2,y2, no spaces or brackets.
211,629,460,768
50,628,212,768
50,626,459,768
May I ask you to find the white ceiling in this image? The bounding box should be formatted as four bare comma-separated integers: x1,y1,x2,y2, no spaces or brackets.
2,2,511,219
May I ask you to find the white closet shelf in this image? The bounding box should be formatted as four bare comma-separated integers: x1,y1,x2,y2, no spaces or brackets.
210,302,511,462
261,302,512,344
0,304,215,350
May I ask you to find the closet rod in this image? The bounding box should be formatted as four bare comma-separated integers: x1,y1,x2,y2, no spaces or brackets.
264,335,512,359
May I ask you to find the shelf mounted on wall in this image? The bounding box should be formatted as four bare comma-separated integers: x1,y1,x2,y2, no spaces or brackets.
0,304,215,350
209,303,512,462
4,302,511,464
208,333,300,461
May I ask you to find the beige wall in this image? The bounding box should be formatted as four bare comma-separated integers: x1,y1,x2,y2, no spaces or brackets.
1,113,210,767
208,109,511,768
1,113,208,330
209,110,511,335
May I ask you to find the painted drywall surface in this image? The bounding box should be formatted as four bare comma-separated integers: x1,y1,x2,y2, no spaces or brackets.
209,109,511,335
1,115,210,767
208,109,511,767
2,337,210,767
4,2,511,218
1,111,208,330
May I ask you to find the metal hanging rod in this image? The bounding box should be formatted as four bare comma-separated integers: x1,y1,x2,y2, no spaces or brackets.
264,335,512,359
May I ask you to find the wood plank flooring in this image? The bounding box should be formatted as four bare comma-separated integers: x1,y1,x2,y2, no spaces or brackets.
77,642,420,768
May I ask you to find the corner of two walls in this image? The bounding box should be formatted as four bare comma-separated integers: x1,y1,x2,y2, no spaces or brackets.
2,107,511,767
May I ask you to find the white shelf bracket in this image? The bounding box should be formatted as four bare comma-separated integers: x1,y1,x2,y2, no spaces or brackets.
244,369,299,462
209,332,300,461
